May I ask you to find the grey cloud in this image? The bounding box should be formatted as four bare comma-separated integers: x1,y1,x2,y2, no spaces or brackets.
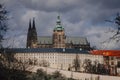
89,0,120,9
1,0,120,49
18,0,120,25
19,0,82,13
3,0,120,24
85,0,120,24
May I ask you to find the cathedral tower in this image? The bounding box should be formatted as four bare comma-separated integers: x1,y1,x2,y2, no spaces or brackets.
26,19,32,48
26,18,38,48
53,15,66,48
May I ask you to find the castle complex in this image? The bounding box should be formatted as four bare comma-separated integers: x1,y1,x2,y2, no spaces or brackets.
0,16,120,76
26,16,91,50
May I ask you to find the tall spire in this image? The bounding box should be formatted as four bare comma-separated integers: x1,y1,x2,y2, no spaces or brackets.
54,15,64,31
28,19,31,30
56,15,61,25
27,19,32,48
32,17,36,29
27,17,38,48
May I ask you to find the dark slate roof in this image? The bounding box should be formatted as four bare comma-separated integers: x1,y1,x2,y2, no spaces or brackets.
3,48,89,54
66,36,88,45
38,36,52,44
38,36,89,45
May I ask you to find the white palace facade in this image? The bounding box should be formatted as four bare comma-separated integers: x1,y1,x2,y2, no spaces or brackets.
0,48,120,75
5,48,104,71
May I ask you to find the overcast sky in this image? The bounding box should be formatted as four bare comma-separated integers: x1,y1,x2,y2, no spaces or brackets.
1,0,120,49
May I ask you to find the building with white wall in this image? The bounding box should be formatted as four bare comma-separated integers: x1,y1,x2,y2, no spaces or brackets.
4,48,103,71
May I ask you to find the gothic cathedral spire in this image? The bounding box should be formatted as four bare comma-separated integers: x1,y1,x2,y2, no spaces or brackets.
29,19,31,30
32,17,36,29
26,18,38,48
26,19,32,48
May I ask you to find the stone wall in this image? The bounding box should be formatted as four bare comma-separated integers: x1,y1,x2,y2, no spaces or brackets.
28,66,120,80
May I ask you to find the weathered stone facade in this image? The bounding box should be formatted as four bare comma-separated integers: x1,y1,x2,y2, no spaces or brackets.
26,16,91,50
26,18,38,48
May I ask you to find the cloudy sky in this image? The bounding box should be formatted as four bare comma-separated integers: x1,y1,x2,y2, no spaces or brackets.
1,0,120,49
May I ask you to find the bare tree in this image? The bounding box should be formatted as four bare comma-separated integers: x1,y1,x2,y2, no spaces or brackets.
103,13,120,44
39,60,50,67
0,4,8,48
83,59,92,73
92,60,99,73
72,54,81,72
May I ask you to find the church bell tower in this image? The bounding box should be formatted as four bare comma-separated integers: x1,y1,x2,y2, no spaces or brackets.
53,15,66,48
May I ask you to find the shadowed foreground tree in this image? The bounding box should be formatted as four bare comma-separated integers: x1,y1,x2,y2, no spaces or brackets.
30,69,76,80
0,4,30,80
0,49,31,80
0,4,8,48
92,60,99,74
30,69,47,80
83,59,92,73
51,71,66,80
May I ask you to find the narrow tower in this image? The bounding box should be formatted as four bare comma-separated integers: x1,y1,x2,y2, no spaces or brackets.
53,15,66,48
26,19,32,48
26,18,38,48
31,18,38,48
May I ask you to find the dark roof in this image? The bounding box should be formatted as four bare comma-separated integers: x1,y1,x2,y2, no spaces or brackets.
3,48,89,54
38,36,89,45
66,36,88,45
38,36,52,44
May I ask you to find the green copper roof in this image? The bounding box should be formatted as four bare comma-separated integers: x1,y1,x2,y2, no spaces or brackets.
54,15,64,31
54,25,64,30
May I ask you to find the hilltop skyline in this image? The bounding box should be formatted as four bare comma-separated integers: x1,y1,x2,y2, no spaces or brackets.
1,0,120,49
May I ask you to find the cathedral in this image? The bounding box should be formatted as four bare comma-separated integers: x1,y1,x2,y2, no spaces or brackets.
26,16,91,50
